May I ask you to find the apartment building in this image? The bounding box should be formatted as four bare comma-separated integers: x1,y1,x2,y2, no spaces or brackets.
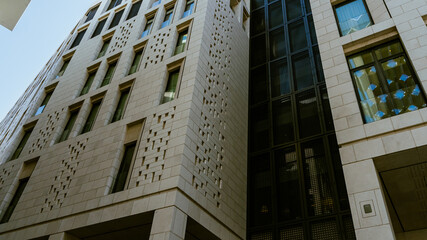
1,0,427,239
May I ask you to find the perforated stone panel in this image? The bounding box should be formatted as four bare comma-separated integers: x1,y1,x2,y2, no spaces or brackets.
142,29,171,69
28,109,64,154
109,19,136,54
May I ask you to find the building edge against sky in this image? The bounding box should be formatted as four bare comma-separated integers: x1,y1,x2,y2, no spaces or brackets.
1,0,427,240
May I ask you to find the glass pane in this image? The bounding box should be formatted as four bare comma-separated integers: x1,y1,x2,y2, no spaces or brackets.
0,178,28,223
251,232,273,240
174,30,188,55
71,29,86,48
348,52,374,69
375,42,403,60
297,90,321,138
293,54,314,90
97,40,110,58
9,129,33,161
302,139,335,216
58,110,79,142
328,135,350,211
109,9,124,29
320,86,334,131
271,59,290,97
289,20,307,52
161,70,180,103
250,104,270,151
111,143,136,193
251,35,266,67
112,90,130,122
280,225,304,240
250,65,268,104
129,50,143,75
127,1,141,20
311,219,341,240
251,8,265,35
82,101,101,134
286,0,302,20
273,98,294,144
335,0,372,36
269,28,286,60
308,15,317,44
269,2,283,29
101,61,117,87
249,154,272,226
381,56,427,115
342,215,357,239
92,19,107,38
313,47,325,82
275,146,302,221
352,66,392,123
251,0,264,10
81,72,96,95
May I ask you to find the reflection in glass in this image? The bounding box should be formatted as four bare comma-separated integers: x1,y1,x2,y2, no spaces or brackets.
273,98,294,144
250,104,270,151
270,28,286,60
286,0,302,20
250,65,268,104
269,2,283,28
289,20,307,52
297,90,321,138
335,0,372,36
293,54,313,90
251,8,265,35
271,59,289,97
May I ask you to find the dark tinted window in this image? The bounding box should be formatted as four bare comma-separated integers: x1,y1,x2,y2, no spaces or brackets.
109,9,124,29
70,29,87,48
91,18,107,38
127,1,142,20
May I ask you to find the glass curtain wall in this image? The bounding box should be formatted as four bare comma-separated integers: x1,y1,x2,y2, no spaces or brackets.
248,0,356,239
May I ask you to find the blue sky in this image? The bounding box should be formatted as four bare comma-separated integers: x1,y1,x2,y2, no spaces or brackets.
0,0,97,121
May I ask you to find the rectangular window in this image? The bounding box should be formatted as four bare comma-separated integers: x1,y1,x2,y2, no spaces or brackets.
161,8,174,29
182,0,194,18
9,128,33,161
152,0,161,8
111,89,130,123
56,58,71,78
109,9,125,29
34,91,53,116
127,1,142,20
85,6,99,23
97,39,111,58
347,41,427,123
141,17,154,38
91,18,107,38
100,61,118,87
70,29,87,49
334,0,373,36
80,71,97,96
0,178,29,223
107,0,122,11
111,142,136,193
161,68,180,104
174,30,188,55
58,109,80,143
128,49,143,75
81,100,102,134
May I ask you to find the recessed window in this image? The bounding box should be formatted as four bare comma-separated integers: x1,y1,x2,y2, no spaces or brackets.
97,39,111,58
161,68,180,104
127,1,142,20
9,127,33,161
70,29,87,49
107,0,122,11
182,0,195,18
58,109,80,143
109,9,125,29
85,6,99,23
35,91,53,116
174,29,188,55
128,49,143,75
111,88,131,123
80,71,97,96
161,8,174,29
0,178,29,223
334,0,373,36
56,58,71,78
347,41,427,123
111,142,136,193
81,100,102,134
152,0,161,8
141,17,154,38
100,61,118,87
91,18,107,38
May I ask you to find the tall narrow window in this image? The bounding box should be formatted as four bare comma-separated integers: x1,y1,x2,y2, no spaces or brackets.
81,101,102,134
334,0,372,36
109,9,124,29
174,30,188,55
0,178,29,223
182,0,194,18
56,58,71,78
111,142,136,193
161,8,174,29
80,71,97,96
127,1,142,20
141,17,154,38
111,89,130,123
70,29,87,49
161,69,180,104
9,128,33,161
85,6,99,23
347,41,427,123
100,61,118,87
35,91,53,116
107,0,122,11
58,109,80,143
97,39,111,58
91,18,107,38
128,49,143,75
